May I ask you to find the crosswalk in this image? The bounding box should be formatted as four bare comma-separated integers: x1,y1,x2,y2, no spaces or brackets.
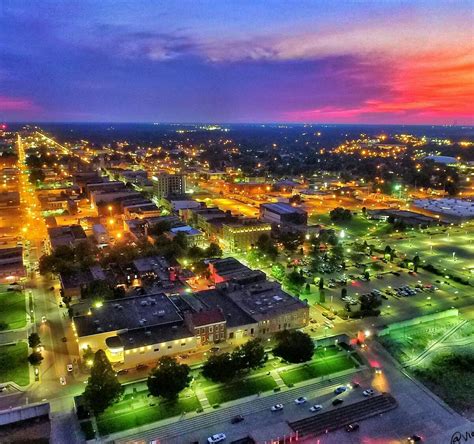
111,370,360,444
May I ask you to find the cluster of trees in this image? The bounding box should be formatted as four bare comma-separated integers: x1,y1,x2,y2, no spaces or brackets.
39,241,98,276
202,338,266,382
27,332,44,366
330,207,352,222
82,329,317,419
255,234,278,260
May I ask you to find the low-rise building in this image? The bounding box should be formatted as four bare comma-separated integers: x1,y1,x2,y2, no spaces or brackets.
0,247,26,282
47,225,87,251
221,219,271,252
73,293,195,366
259,202,307,226
93,224,109,246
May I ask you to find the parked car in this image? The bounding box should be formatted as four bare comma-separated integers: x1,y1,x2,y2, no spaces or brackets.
363,389,375,396
207,433,226,443
407,435,422,443
59,376,66,385
334,386,347,395
41,316,47,323
346,423,360,432
294,396,307,405
67,364,73,372
231,415,244,424
309,404,322,412
271,404,284,411
332,398,344,406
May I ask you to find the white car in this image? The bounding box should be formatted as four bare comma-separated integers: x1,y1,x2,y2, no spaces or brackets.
207,433,226,443
41,316,47,323
309,404,322,412
271,403,284,411
59,376,66,385
363,389,375,396
67,364,73,372
294,396,307,405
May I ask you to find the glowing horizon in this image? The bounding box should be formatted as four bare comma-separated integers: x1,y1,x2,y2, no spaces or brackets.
1,0,473,124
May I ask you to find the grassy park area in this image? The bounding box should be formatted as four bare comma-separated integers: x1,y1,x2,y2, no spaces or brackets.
0,342,29,386
96,388,200,436
279,351,358,386
377,315,464,363
205,373,277,405
0,290,26,330
309,213,381,239
411,350,474,419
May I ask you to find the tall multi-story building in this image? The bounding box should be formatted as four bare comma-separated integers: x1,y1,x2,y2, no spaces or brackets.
152,174,186,198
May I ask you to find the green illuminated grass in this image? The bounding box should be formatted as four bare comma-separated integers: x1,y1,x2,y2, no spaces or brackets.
0,291,26,330
0,342,29,386
204,374,277,405
279,354,357,386
96,393,200,436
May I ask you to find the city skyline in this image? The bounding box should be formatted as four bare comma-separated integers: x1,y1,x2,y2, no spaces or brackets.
1,0,473,124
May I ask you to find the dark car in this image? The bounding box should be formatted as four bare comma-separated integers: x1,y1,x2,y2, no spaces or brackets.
346,423,360,432
231,414,244,424
408,435,422,443
332,398,344,406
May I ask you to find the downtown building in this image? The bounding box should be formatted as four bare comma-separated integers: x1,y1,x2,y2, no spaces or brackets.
72,263,308,368
152,173,186,199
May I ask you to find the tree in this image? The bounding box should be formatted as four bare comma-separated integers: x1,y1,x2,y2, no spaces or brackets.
202,353,238,382
232,338,266,370
271,263,285,281
341,288,347,298
205,243,222,258
256,234,278,260
148,220,172,237
413,255,420,272
329,207,352,222
147,356,192,401
81,280,114,302
83,350,123,416
29,168,45,183
28,333,41,349
305,283,311,294
28,351,44,366
273,330,314,363
285,270,306,291
318,277,324,290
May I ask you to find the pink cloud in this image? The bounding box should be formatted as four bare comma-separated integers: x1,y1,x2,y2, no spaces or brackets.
0,96,40,112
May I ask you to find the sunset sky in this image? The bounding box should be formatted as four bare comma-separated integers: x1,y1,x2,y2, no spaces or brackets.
1,0,473,124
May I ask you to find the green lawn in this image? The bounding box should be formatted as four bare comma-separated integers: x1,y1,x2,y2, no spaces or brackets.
309,214,381,239
96,393,200,436
279,354,357,386
0,342,29,386
377,316,462,363
0,291,26,330
205,374,277,405
411,351,474,418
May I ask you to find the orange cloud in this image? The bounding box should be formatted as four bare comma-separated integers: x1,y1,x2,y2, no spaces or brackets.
285,50,474,123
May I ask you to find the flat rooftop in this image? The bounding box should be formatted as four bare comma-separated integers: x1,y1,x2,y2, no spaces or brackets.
261,202,307,215
73,293,182,337
194,289,256,328
412,198,474,219
115,322,193,350
226,280,307,321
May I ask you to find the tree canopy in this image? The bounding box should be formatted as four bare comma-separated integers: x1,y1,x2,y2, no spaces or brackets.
147,356,192,401
273,330,314,363
83,349,123,416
